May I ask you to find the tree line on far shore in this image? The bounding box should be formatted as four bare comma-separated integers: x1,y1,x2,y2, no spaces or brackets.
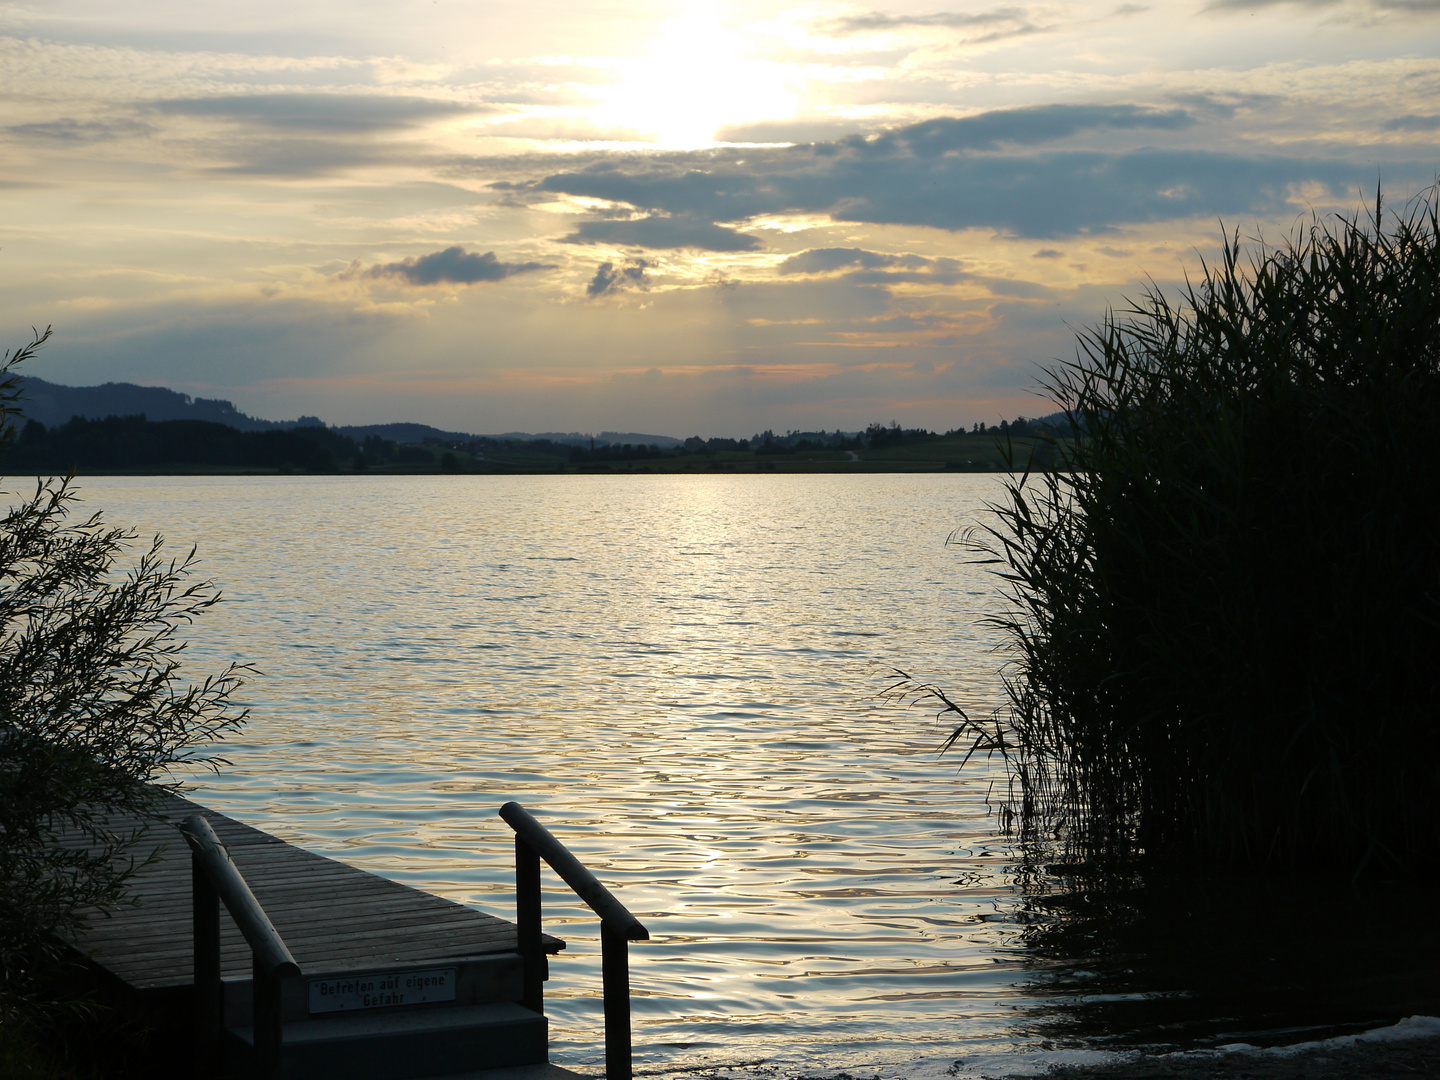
0,412,1061,473
2,415,391,472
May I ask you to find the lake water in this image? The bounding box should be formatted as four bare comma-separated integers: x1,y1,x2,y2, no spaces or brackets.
70,473,1438,1078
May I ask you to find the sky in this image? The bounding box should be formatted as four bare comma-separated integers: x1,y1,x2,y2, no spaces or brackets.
2,0,1438,436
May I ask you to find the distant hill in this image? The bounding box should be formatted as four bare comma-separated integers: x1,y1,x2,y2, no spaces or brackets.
331,425,682,449
336,422,488,445
489,431,684,449
9,377,686,447
10,376,1066,448
14,376,323,432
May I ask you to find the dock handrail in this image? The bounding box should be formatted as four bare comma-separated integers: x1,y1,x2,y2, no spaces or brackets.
179,813,300,1080
499,801,648,1080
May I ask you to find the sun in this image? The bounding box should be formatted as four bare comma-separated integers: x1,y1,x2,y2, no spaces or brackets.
595,5,797,147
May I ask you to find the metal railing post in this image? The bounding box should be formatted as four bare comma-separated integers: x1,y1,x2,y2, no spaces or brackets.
600,922,633,1080
192,846,222,1078
515,835,544,1014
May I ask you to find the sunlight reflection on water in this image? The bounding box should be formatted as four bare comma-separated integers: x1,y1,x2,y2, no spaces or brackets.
79,473,1078,1076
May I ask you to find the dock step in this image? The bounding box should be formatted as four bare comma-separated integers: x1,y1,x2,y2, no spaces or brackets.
225,1001,548,1080
425,1066,590,1080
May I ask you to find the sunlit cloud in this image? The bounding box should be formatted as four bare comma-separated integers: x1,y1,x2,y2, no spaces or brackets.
778,247,930,273
152,92,482,132
752,1,1060,58
774,248,974,288
1205,0,1440,10
2,0,1438,434
826,3,1052,44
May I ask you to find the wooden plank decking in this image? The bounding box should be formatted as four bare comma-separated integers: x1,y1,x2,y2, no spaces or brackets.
57,793,563,995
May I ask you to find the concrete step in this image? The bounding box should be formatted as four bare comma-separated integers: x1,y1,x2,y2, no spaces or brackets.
423,1065,592,1080
223,953,528,1026
225,1001,547,1080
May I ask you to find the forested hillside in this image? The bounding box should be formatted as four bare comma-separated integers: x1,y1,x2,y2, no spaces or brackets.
0,415,431,473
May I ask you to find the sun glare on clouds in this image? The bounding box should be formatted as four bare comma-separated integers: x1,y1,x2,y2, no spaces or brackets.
594,3,798,146
3,0,1439,433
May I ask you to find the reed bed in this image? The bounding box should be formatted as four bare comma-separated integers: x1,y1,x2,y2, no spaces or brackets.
952,190,1440,876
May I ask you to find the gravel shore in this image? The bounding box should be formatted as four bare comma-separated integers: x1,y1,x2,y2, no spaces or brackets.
1004,1019,1440,1080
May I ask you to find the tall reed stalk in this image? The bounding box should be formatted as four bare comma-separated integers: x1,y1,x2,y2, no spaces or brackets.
961,189,1440,876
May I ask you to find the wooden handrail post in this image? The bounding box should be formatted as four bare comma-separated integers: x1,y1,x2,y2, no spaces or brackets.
179,815,299,976
499,803,648,941
600,923,633,1080
252,957,283,1080
180,814,299,1080
499,802,648,1080
191,846,222,1078
515,834,544,1014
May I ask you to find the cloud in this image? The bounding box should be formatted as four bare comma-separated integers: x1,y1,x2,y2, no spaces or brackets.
1165,91,1280,119
534,106,1210,238
153,93,479,134
587,258,651,297
362,247,553,285
779,248,920,273
827,5,1048,44
863,104,1196,156
146,92,490,176
538,141,1372,240
820,148,1364,236
4,118,153,143
714,119,876,145
1204,0,1440,9
563,215,762,252
775,249,969,285
1385,114,1440,131
211,139,398,176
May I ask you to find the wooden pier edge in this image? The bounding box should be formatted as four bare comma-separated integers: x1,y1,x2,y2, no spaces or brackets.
54,791,567,1080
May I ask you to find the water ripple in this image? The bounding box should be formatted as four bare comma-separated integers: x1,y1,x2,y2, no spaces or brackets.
81,474,1047,1074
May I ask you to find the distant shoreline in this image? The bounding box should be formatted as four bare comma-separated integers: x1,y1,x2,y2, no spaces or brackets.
36,460,1023,477
0,413,1063,477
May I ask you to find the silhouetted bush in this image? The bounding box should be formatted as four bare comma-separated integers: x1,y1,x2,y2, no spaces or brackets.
0,329,249,1052
947,190,1440,877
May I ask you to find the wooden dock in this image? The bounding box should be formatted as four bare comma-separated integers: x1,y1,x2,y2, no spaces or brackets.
55,792,573,1080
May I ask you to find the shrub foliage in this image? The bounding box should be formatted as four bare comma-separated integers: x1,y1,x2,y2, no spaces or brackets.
0,328,249,1028
963,191,1440,875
